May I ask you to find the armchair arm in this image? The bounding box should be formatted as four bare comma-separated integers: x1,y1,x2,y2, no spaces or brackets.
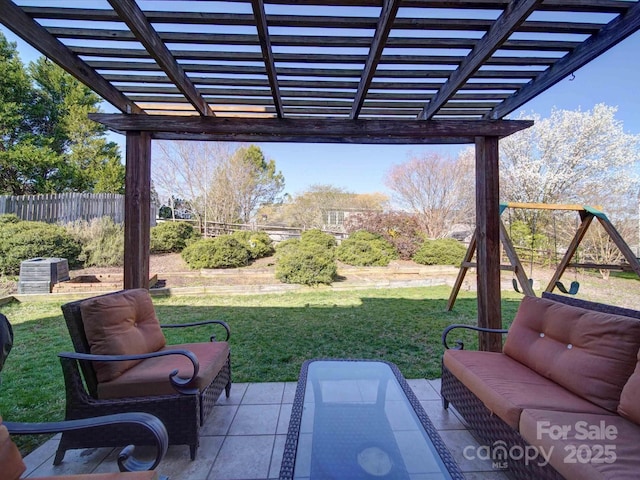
59,350,200,395
161,319,230,342
5,412,168,473
442,324,509,350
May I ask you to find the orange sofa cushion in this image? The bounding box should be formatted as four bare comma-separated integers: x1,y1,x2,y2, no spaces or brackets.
0,416,26,480
618,349,640,424
520,408,640,480
443,350,611,429
97,341,230,399
503,296,640,412
80,289,166,383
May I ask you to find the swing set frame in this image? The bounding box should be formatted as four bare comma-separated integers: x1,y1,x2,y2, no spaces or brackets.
447,202,640,310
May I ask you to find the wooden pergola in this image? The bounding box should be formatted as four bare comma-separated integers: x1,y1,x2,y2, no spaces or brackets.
2,0,639,351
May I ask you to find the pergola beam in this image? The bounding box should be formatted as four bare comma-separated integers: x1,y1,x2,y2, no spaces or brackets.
88,114,533,143
0,0,142,114
107,0,215,117
419,0,542,120
489,0,640,119
351,0,401,119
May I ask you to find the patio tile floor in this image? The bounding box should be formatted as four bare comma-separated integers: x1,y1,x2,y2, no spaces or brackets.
22,379,508,480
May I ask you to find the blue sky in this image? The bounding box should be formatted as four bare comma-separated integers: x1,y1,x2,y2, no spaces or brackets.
3,24,639,199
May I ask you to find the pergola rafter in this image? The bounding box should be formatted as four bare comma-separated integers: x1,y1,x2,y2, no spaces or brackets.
107,0,215,117
418,0,541,120
251,0,284,118
351,0,401,119
488,0,640,119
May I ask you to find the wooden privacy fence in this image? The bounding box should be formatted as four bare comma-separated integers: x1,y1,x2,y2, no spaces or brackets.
0,193,157,225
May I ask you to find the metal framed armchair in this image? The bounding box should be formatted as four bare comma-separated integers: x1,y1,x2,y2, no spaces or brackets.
4,413,168,480
0,313,169,480
57,289,232,462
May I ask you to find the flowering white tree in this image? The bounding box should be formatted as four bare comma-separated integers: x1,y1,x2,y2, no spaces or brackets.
500,104,640,206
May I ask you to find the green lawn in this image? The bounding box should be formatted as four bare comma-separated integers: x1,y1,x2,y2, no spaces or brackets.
0,286,522,454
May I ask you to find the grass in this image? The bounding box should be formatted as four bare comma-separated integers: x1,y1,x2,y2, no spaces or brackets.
0,285,523,454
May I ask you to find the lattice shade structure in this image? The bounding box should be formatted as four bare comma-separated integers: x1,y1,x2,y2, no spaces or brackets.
2,0,639,130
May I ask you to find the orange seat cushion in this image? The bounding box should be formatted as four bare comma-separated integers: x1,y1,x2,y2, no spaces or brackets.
618,349,640,425
520,408,640,480
444,350,612,429
80,289,167,383
97,341,230,399
503,296,640,412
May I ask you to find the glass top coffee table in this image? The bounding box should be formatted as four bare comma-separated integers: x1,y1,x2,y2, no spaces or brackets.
279,359,464,479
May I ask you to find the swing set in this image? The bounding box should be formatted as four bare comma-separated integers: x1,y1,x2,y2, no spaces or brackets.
447,202,640,311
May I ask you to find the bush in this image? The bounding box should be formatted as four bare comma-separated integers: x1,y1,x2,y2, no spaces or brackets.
275,242,337,286
231,230,274,259
0,220,82,275
66,217,124,267
343,211,422,259
336,230,398,266
412,238,467,266
0,214,20,225
181,235,250,269
150,221,199,253
300,229,337,249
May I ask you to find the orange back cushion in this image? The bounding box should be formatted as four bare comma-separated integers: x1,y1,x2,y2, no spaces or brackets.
80,289,166,383
504,296,640,412
0,417,26,480
618,352,640,424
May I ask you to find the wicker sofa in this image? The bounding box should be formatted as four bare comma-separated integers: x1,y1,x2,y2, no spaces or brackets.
441,292,640,480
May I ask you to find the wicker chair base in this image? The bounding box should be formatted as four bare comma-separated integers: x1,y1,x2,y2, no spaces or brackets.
55,355,231,464
441,364,564,480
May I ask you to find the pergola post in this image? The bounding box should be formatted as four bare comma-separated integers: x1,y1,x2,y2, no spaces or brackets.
475,136,502,352
124,131,151,290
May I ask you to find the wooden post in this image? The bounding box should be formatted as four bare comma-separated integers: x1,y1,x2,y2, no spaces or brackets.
475,136,502,352
124,131,151,290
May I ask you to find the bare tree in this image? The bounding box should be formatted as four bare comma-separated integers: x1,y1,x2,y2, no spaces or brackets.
152,142,284,227
384,152,474,238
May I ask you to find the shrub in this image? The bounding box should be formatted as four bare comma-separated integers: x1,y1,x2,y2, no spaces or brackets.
275,242,337,286
181,235,250,269
231,230,274,259
300,229,337,249
0,214,20,225
150,221,199,253
336,230,398,266
274,238,300,253
0,220,82,275
66,217,124,267
412,238,467,266
343,211,422,259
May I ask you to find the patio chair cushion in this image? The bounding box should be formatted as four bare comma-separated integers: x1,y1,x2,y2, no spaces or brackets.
0,416,26,480
503,296,640,412
80,289,166,383
96,341,230,399
618,350,640,425
520,408,640,480
443,350,613,429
